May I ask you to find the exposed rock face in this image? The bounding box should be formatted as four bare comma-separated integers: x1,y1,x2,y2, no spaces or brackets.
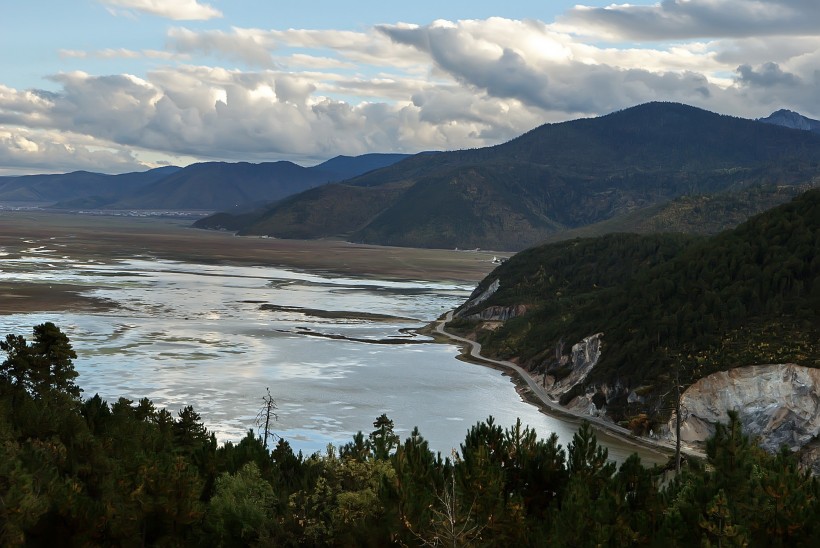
547,333,604,399
466,304,528,321
665,364,820,453
758,109,820,134
458,279,499,315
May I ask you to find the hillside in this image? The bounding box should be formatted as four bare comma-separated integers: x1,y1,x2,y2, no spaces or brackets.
450,189,819,427
0,167,179,204
538,183,816,243
120,153,414,211
109,161,332,210
3,153,410,211
193,154,412,230
226,102,820,250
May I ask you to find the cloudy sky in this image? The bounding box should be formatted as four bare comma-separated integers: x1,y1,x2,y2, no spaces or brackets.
2,0,819,175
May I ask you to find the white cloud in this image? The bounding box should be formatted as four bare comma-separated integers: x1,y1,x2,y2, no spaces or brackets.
100,0,221,21
0,125,152,175
6,4,820,174
167,26,430,70
168,27,277,67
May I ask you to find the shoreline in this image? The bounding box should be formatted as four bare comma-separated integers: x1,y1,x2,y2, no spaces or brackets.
0,211,499,315
433,310,705,464
2,211,697,462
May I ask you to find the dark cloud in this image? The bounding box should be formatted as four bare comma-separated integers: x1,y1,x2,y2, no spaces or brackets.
736,62,801,87
560,0,820,41
380,23,718,117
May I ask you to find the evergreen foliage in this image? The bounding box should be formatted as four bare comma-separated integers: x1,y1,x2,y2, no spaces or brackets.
459,189,820,424
3,324,820,545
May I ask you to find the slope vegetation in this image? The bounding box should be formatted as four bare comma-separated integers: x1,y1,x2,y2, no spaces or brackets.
0,167,179,204
234,102,820,250
452,189,820,425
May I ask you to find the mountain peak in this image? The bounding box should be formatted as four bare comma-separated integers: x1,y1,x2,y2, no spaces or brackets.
758,109,820,133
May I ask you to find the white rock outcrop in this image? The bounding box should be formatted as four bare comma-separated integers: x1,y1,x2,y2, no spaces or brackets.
457,279,500,315
666,364,820,452
547,333,604,399
465,304,528,321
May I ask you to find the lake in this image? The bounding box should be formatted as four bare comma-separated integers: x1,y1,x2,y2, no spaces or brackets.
0,240,667,464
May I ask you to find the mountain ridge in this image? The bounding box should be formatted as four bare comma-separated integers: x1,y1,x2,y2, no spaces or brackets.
758,109,820,134
222,102,820,250
0,153,411,211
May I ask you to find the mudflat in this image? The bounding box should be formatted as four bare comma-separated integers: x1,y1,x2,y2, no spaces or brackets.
0,210,498,314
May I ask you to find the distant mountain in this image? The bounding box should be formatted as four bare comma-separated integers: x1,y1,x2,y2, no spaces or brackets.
310,153,414,181
2,153,410,211
0,166,180,204
107,161,330,210
758,109,820,134
113,154,413,210
222,102,820,250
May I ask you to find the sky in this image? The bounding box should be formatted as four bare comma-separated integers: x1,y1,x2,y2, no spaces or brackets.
2,0,820,175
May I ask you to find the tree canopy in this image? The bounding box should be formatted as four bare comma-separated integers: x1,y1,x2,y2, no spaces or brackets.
2,324,819,545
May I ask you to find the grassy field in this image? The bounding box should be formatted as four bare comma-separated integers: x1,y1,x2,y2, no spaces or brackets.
0,211,498,314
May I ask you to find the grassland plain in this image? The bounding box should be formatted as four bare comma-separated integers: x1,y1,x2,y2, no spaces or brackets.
0,210,499,314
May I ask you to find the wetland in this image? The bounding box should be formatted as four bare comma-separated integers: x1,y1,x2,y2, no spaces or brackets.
0,210,668,464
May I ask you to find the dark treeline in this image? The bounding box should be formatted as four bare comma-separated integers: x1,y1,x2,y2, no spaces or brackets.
2,323,820,546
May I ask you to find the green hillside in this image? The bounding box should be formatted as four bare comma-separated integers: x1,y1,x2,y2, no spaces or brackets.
234,102,820,250
539,183,817,243
237,182,409,239
452,189,820,425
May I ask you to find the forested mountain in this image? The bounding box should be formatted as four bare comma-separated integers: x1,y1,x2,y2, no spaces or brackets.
221,102,820,250
110,154,412,211
108,161,333,210
0,166,179,204
452,189,819,424
537,183,815,243
3,322,819,545
1,153,410,211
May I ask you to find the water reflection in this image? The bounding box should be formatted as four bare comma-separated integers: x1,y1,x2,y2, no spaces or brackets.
0,246,667,465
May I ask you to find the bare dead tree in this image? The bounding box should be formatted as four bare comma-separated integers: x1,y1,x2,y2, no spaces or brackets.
256,387,278,448
403,450,486,547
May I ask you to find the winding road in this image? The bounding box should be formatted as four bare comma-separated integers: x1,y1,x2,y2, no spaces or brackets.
435,310,704,461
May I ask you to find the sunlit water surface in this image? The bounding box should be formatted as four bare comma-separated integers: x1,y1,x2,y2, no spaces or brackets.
0,243,666,464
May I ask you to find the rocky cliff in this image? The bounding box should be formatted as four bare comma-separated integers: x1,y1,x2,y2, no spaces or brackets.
664,364,820,453
758,109,820,134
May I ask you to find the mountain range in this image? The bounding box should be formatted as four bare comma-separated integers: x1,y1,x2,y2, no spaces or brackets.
4,103,820,251
199,102,820,250
0,153,410,211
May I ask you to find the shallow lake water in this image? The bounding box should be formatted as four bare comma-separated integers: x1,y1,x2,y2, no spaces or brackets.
0,241,667,465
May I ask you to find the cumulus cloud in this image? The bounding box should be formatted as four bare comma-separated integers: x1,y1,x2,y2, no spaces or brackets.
558,0,820,41
0,125,151,175
378,18,722,117
167,26,429,70
6,4,820,174
100,0,221,21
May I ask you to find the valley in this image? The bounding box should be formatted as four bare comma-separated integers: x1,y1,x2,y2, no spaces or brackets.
0,210,498,315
